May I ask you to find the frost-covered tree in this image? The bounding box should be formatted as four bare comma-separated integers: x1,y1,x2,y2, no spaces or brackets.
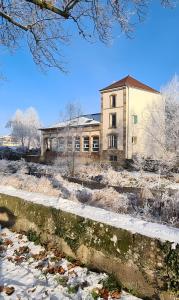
0,0,175,71
25,107,41,148
7,107,41,149
161,74,179,153
140,75,179,184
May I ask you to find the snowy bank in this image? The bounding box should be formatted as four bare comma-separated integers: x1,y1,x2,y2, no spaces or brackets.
0,186,178,300
0,185,179,244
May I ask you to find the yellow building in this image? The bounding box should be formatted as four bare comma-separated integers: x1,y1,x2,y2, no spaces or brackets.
40,75,164,163
0,135,20,148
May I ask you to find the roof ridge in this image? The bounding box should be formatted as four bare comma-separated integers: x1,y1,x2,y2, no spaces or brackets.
100,75,160,94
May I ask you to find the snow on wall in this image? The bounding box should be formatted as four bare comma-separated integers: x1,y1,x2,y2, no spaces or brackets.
0,185,179,245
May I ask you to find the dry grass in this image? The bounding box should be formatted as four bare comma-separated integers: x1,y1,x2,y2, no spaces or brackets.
0,160,179,227
0,174,60,197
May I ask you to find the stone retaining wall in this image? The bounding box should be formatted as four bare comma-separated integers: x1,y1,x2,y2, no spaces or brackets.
0,192,178,300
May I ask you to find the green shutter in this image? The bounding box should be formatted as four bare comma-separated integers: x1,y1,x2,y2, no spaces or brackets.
133,115,138,124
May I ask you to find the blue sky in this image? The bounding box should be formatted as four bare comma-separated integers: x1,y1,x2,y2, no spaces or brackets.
0,1,179,135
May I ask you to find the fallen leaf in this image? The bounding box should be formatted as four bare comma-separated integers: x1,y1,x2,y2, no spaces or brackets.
14,256,25,263
99,288,109,300
4,239,13,246
111,290,122,299
4,286,15,296
56,266,66,275
17,246,30,255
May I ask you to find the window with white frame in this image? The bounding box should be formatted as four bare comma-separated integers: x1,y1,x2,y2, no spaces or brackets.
108,134,117,149
75,136,80,151
83,136,89,151
58,137,65,152
92,136,99,152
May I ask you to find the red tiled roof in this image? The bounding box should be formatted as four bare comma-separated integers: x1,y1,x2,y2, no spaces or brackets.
100,75,160,94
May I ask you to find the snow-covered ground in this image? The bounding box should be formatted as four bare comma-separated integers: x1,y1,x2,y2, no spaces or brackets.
0,228,141,300
0,185,179,245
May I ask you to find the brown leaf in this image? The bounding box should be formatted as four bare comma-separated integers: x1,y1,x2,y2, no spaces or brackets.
7,256,13,262
4,239,13,246
14,256,25,263
55,266,66,275
31,251,47,261
4,286,15,295
17,246,30,255
45,265,66,275
111,290,122,299
45,266,55,274
53,250,63,258
99,288,109,300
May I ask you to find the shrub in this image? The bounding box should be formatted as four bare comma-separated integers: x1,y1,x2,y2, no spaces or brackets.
76,189,92,203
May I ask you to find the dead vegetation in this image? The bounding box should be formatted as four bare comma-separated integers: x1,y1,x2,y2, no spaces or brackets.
0,160,179,227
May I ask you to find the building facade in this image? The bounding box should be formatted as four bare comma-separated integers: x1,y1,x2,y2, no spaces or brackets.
0,135,20,148
40,75,164,163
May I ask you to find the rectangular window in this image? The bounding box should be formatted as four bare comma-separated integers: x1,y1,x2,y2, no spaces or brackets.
110,95,116,108
109,113,117,128
67,137,73,151
51,138,58,151
83,136,89,151
132,136,137,144
108,135,117,149
133,115,138,124
92,136,99,152
58,137,65,152
75,136,80,151
109,155,117,162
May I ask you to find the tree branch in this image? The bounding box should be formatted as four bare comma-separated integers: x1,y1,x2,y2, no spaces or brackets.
0,11,28,31
25,0,70,19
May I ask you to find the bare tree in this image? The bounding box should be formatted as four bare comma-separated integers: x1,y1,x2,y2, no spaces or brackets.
6,107,41,149
54,101,82,175
0,0,175,71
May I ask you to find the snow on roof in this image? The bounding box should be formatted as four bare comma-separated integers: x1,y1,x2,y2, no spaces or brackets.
41,116,100,130
0,185,179,245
